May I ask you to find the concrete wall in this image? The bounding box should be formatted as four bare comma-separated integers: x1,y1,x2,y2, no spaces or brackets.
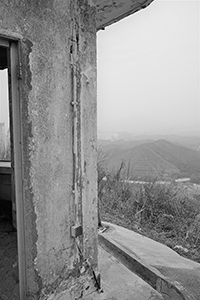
0,1,97,299
0,0,156,298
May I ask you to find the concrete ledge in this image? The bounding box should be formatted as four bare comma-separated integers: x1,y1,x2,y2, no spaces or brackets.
98,245,164,300
98,226,197,300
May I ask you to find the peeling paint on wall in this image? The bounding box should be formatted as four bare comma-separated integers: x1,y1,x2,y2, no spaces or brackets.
0,0,98,299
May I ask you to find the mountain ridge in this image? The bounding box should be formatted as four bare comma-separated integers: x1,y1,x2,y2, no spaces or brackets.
99,139,200,183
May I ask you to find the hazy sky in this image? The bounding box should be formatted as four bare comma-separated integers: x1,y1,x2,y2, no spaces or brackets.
0,1,199,137
97,0,199,136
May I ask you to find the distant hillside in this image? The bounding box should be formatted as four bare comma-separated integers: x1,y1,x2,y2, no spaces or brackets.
98,133,200,150
98,139,153,153
132,135,200,151
99,139,200,183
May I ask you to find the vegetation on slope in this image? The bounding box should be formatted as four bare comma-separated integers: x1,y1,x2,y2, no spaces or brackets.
98,149,200,263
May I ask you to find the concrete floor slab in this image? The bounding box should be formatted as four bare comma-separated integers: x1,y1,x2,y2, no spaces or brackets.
91,246,164,300
99,222,200,300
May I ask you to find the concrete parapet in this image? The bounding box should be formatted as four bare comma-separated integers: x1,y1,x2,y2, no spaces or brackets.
99,223,200,300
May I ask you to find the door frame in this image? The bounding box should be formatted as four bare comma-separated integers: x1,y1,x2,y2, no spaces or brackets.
0,37,26,299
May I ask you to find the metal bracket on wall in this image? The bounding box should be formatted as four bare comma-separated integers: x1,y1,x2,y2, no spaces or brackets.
71,224,83,238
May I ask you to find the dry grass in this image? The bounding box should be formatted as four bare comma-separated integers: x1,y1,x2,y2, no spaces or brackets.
98,163,200,263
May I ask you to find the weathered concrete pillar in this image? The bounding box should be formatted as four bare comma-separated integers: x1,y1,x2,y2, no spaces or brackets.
0,1,97,299
0,0,155,298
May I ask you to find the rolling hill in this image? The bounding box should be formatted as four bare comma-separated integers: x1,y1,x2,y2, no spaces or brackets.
99,139,200,183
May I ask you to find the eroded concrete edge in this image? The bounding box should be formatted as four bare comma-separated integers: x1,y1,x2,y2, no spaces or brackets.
98,233,188,300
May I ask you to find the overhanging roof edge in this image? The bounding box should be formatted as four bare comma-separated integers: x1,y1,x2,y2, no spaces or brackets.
96,0,155,31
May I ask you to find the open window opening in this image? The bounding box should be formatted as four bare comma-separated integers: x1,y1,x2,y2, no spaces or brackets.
97,1,200,264
0,40,20,300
